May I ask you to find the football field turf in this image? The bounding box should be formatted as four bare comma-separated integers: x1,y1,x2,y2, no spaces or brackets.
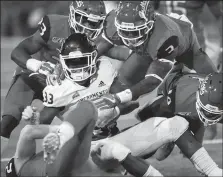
1,38,222,176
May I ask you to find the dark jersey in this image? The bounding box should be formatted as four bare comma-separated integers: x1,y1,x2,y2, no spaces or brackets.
157,1,222,48
15,14,71,76
103,10,195,63
158,64,207,133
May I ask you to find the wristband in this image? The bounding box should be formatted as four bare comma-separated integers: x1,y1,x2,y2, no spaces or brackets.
26,58,42,72
116,89,133,103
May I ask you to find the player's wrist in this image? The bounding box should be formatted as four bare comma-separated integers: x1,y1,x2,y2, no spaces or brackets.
116,89,133,104
26,58,43,72
112,143,131,162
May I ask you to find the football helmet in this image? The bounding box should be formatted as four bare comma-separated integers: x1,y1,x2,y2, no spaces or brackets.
115,1,155,47
60,33,98,82
69,1,106,40
196,73,223,126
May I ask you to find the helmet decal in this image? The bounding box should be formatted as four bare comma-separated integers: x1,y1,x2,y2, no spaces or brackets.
199,77,208,95
139,1,150,20
76,1,84,8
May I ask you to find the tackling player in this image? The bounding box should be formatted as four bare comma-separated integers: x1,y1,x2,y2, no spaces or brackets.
155,0,223,139
92,1,218,139
91,65,223,176
1,1,107,154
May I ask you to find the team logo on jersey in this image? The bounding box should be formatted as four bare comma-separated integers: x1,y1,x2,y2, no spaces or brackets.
52,37,65,44
72,91,80,99
76,1,84,7
98,81,106,87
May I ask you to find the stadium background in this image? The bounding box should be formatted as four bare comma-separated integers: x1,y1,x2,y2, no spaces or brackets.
1,1,222,176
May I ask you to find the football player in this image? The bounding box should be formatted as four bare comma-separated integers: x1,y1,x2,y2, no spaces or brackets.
5,100,99,177
92,0,218,139
23,33,138,137
91,66,223,176
155,0,223,139
135,63,223,159
1,1,107,154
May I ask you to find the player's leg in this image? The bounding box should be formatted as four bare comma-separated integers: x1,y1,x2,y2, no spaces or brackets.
109,115,189,157
13,124,58,174
175,129,223,176
43,101,98,176
1,74,34,154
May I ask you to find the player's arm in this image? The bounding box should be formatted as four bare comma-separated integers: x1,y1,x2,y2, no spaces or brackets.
91,140,163,177
95,33,114,57
111,59,173,104
11,15,51,72
121,154,162,177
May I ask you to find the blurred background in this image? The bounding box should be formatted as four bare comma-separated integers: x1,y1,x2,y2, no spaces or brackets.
0,1,220,37
1,1,118,37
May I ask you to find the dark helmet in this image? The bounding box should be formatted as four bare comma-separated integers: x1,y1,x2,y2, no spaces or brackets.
196,72,223,126
60,33,98,82
69,1,106,40
115,1,155,47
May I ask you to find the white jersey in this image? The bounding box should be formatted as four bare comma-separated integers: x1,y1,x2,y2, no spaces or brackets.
43,57,117,108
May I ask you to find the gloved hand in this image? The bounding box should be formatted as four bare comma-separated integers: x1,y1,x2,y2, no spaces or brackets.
38,61,55,76
22,106,40,125
46,63,65,86
93,97,121,128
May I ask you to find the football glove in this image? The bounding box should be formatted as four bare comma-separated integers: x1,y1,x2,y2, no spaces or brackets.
22,106,40,125
38,61,55,76
46,63,65,86
97,94,121,110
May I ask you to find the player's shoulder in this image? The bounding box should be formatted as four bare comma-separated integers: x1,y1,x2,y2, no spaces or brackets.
150,14,180,59
102,10,123,45
151,13,192,59
37,14,68,42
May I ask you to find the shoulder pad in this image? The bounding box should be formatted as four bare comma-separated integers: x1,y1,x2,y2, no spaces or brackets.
157,36,179,59
103,10,123,45
37,15,51,42
5,158,18,177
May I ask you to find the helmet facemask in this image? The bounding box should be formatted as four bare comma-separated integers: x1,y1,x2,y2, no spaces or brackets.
196,92,223,126
115,14,154,48
69,3,105,40
60,50,98,82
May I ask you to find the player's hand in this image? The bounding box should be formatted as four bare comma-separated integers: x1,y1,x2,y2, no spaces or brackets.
91,139,131,162
97,94,121,110
46,63,65,86
22,106,40,125
38,61,55,76
93,97,120,127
